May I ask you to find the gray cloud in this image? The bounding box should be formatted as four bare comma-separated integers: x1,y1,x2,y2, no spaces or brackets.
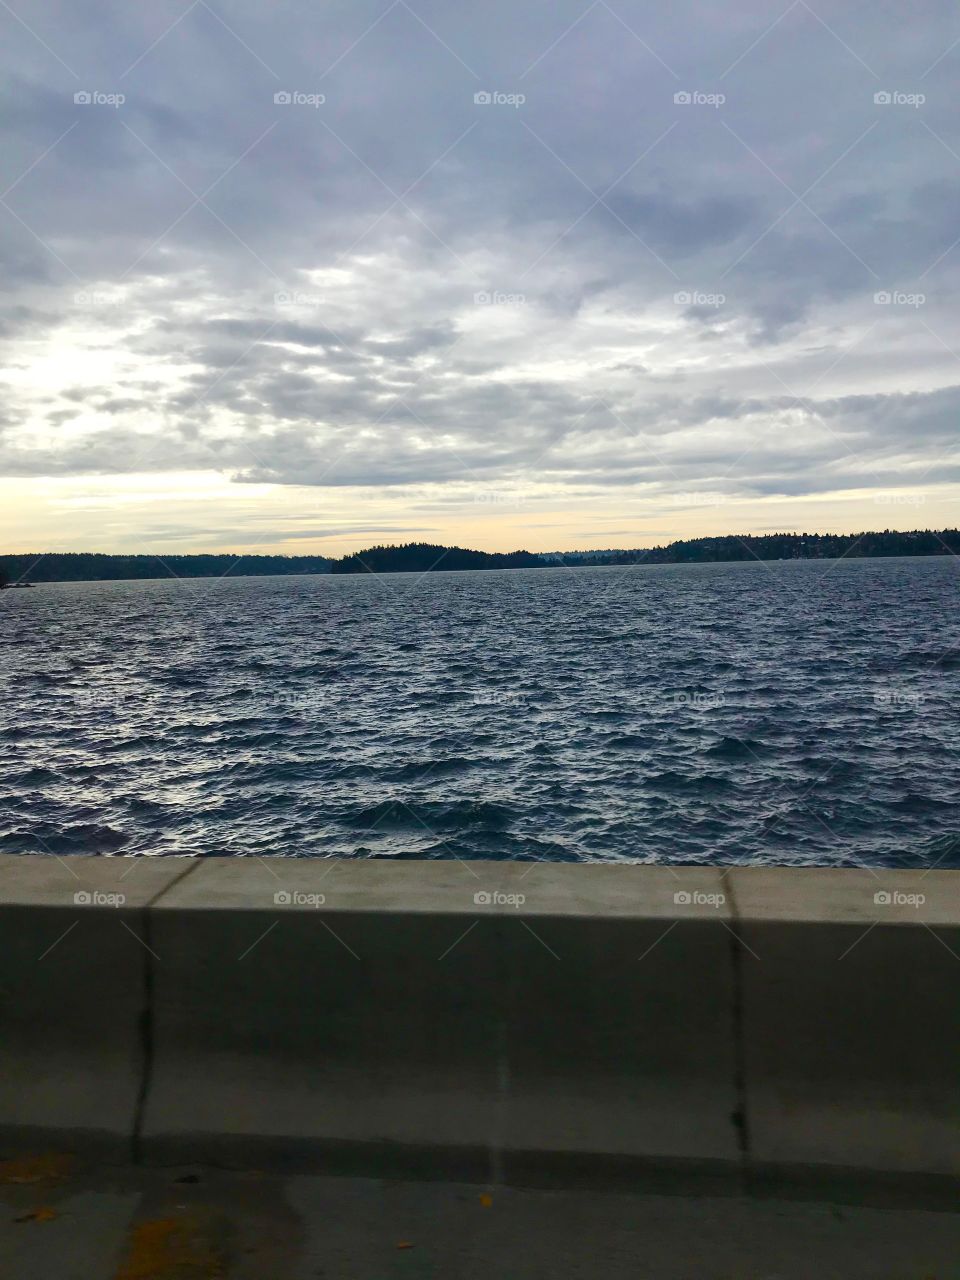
0,0,959,518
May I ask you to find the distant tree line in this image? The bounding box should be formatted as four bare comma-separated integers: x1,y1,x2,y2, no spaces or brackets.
330,542,544,574
336,530,960,572
0,552,331,583
626,529,960,565
2,530,957,582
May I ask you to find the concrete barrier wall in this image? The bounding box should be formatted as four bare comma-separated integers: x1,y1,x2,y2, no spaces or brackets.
0,855,957,1195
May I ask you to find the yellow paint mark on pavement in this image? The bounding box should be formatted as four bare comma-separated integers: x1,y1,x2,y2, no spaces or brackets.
113,1214,225,1279
0,1153,73,1185
14,1205,57,1223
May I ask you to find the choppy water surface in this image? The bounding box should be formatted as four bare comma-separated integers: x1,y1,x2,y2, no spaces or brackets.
1,557,958,865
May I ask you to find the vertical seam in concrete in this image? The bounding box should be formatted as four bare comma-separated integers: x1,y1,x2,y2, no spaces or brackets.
490,1016,509,1188
130,859,204,1164
721,869,752,1188
143,858,204,913
489,921,509,1188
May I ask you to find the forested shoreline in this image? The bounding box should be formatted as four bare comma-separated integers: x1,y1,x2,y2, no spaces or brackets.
1,529,957,583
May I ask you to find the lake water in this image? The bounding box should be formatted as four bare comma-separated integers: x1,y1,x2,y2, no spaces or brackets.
1,557,957,865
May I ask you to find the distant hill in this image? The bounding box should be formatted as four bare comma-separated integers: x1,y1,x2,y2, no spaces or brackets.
570,528,960,565
335,529,960,572
2,530,958,583
329,542,543,574
0,552,331,584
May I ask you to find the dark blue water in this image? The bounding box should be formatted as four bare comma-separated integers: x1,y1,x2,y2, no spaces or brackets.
1,557,957,865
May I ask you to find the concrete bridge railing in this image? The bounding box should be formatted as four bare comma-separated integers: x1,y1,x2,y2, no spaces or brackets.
0,855,957,1200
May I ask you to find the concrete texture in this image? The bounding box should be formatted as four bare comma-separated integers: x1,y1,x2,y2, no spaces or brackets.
738,919,960,1175
2,1157,960,1279
146,856,733,918
0,905,144,1157
0,852,195,909
723,867,960,1176
1,855,958,1198
726,866,960,925
144,908,738,1166
2,853,951,918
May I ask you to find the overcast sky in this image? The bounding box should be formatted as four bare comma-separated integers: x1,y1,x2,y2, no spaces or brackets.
2,0,959,555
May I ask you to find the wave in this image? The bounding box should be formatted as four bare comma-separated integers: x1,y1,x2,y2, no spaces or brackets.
705,736,770,759
604,733,653,749
341,799,515,832
645,770,735,794
1,558,957,865
380,757,479,782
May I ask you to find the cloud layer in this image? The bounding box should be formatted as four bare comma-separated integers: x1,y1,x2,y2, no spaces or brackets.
2,0,960,548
